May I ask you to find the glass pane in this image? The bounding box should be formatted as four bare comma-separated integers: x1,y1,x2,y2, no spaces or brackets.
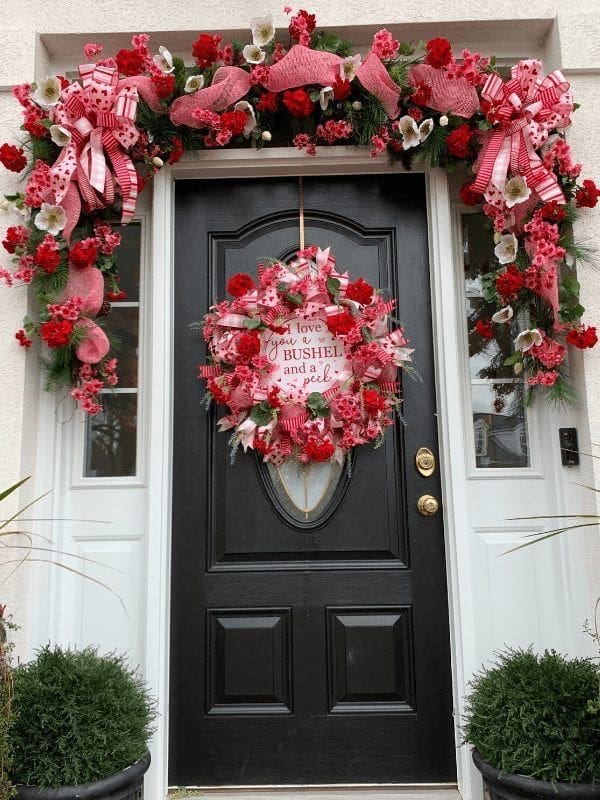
472,383,529,468
266,460,344,524
113,222,141,301
106,308,139,387
85,394,138,477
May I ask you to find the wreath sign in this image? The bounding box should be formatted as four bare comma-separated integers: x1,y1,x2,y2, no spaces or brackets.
198,246,411,466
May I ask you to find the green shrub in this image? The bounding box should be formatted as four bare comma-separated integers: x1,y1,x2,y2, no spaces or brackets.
9,645,156,788
463,648,600,784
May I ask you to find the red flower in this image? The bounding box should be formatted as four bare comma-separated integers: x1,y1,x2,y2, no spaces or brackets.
332,77,352,101
227,272,255,297
253,432,273,455
283,88,314,118
459,181,481,206
346,278,374,305
69,237,100,269
40,319,74,348
256,92,279,113
192,33,222,68
221,110,247,136
566,325,598,349
168,136,185,165
267,385,283,408
34,240,61,274
410,81,432,107
151,73,176,100
425,37,453,69
363,388,386,416
303,436,335,462
575,179,600,209
236,331,261,362
540,200,567,222
115,48,146,76
326,310,355,336
446,124,472,158
0,143,27,173
15,329,33,348
107,289,127,302
23,108,48,139
2,225,29,254
289,9,316,42
496,263,525,300
475,318,494,339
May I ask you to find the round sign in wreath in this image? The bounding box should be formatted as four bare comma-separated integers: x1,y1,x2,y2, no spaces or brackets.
198,246,412,466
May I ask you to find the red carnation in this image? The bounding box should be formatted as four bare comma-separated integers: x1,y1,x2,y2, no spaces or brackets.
207,377,230,405
346,278,374,305
192,33,222,68
575,179,600,209
227,272,255,297
459,181,482,206
168,136,185,165
566,325,598,349
236,331,261,362
23,108,48,139
2,225,29,254
107,289,127,302
283,88,314,118
34,240,61,274
289,9,316,41
0,143,27,173
475,318,494,339
221,110,247,137
115,48,146,76
332,77,352,101
540,200,567,222
411,81,432,107
15,329,33,348
69,237,100,269
40,319,74,348
256,92,279,113
363,388,387,416
495,263,525,300
326,310,355,336
446,124,472,159
425,37,453,69
303,436,335,462
151,73,176,100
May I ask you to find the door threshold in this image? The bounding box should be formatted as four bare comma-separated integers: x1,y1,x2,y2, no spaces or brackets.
169,783,461,799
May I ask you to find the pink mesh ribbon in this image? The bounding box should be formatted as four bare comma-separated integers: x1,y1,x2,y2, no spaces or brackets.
355,53,402,119
170,67,253,126
471,60,573,203
63,266,110,364
263,45,342,92
409,64,480,118
50,62,140,230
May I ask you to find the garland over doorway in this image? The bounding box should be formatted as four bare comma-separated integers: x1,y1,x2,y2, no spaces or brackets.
1,8,599,419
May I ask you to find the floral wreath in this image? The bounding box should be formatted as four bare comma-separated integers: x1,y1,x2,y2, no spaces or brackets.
198,246,410,465
0,9,599,415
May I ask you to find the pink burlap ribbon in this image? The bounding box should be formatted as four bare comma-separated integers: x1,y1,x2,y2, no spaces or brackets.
62,266,110,364
409,64,480,118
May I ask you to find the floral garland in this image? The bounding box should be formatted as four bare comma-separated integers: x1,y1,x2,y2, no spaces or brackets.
198,246,410,465
0,8,599,414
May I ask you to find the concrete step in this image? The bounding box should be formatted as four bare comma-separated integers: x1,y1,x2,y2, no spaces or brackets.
170,786,461,800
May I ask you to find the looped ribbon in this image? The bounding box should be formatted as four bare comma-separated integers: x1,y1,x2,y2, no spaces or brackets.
62,266,110,364
51,62,141,231
471,60,573,203
409,64,479,119
199,365,221,378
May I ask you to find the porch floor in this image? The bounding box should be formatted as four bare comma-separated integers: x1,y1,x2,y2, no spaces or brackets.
171,787,461,800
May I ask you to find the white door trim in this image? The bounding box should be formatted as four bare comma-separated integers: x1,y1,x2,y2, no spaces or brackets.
145,147,477,800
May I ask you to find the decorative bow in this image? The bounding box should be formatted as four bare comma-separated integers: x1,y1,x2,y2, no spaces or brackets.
51,63,140,229
471,60,573,202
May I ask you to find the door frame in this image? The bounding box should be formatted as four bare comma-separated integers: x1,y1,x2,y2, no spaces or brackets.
145,148,475,799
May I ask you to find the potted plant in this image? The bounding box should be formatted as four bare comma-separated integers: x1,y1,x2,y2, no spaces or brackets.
8,645,156,800
464,648,600,799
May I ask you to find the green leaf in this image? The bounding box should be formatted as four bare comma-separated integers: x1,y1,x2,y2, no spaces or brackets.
0,476,30,504
398,41,416,56
561,274,580,298
243,316,263,330
503,351,523,367
326,276,341,302
249,402,275,427
559,303,585,322
306,392,330,419
311,31,352,57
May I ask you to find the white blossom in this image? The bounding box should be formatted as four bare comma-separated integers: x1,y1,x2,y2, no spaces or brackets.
49,125,71,147
503,175,531,208
33,77,62,108
418,118,434,143
234,100,258,137
153,45,175,73
243,44,266,65
397,115,420,150
439,115,449,126
152,156,164,168
494,233,518,264
514,328,543,352
340,54,361,82
184,75,205,93
319,86,334,111
351,100,362,111
34,203,67,236
492,306,514,324
250,15,275,47
261,130,272,142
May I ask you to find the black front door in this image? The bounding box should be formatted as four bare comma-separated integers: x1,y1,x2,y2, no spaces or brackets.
170,174,455,786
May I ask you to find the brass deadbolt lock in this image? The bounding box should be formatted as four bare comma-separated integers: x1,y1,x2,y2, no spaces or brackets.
415,447,436,477
417,494,439,516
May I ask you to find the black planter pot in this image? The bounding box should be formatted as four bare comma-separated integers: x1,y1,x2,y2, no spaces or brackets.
473,750,600,800
14,753,151,800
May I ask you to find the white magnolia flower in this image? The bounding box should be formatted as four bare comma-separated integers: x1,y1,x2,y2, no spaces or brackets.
503,175,531,208
494,233,518,264
418,118,434,143
34,202,67,236
340,54,361,82
514,328,543,352
152,156,164,168
251,15,275,47
49,125,71,147
184,74,205,93
33,76,62,108
153,45,175,73
234,100,257,137
243,44,266,64
439,114,449,126
397,115,420,149
261,130,272,142
319,86,334,111
492,305,514,324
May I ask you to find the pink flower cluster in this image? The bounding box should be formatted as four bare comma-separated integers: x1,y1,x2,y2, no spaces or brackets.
371,29,399,61
47,296,83,322
70,359,118,415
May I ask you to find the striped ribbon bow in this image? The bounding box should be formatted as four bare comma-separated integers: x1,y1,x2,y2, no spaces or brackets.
51,63,140,227
472,60,573,203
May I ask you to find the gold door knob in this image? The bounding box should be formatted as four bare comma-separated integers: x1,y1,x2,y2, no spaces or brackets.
417,494,439,516
415,447,436,477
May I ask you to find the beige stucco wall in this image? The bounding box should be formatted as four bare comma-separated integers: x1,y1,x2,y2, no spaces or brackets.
1,1,600,656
